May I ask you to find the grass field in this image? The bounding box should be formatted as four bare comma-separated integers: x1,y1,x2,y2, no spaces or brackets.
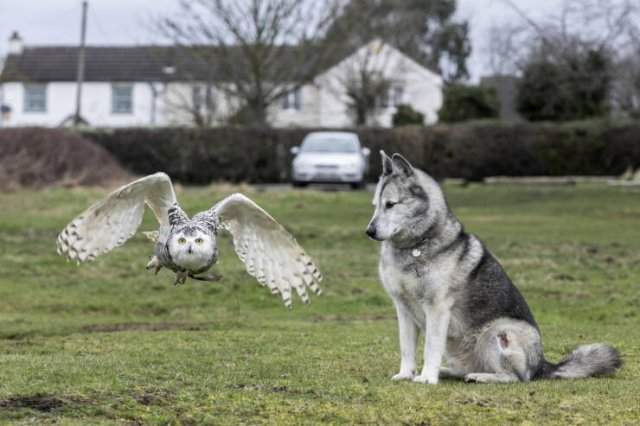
0,183,639,425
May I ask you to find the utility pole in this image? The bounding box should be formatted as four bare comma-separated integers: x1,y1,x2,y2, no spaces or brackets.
74,1,88,127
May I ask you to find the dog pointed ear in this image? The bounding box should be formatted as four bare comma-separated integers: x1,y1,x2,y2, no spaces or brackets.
380,150,393,175
391,153,414,177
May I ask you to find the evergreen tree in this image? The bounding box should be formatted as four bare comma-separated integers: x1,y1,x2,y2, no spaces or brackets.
327,0,471,82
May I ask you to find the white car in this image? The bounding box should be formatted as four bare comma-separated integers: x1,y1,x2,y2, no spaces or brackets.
291,132,370,189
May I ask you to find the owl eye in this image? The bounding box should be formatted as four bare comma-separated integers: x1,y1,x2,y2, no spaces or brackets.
195,238,204,244
177,237,187,244
385,201,398,209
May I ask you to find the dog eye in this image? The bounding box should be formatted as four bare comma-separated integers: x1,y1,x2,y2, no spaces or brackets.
385,201,397,209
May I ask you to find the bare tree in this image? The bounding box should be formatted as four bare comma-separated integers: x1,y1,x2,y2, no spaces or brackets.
485,23,526,76
163,80,219,127
157,0,341,126
317,0,470,125
320,40,396,126
320,3,407,126
487,0,639,73
344,67,392,126
485,0,640,118
326,0,471,82
611,17,640,118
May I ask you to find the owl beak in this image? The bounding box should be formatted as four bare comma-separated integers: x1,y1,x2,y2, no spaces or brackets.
187,245,193,254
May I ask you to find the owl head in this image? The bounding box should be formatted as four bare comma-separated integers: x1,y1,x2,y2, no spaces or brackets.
168,225,217,272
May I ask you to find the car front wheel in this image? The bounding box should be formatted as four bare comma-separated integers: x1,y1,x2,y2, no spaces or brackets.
350,181,366,190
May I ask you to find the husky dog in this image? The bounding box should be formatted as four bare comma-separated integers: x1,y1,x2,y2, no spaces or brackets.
366,151,622,384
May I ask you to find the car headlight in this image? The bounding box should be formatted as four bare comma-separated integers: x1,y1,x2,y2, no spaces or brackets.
294,161,313,171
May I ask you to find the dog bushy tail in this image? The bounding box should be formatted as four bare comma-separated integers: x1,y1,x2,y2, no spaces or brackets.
540,343,622,380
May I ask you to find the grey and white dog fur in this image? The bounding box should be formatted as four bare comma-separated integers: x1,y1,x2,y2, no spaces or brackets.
366,151,622,384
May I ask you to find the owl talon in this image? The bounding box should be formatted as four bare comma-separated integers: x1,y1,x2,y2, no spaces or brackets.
174,271,188,286
146,256,159,270
146,256,163,275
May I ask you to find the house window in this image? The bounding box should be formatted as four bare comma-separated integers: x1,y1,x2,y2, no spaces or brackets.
379,90,390,109
282,87,302,111
112,84,133,114
192,85,214,112
392,86,404,106
378,85,405,109
24,84,47,113
193,86,204,111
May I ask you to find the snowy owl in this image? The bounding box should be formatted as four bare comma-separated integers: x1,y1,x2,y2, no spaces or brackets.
57,173,322,307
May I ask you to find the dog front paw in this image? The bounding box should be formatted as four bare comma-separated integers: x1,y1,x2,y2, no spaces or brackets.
391,371,415,381
413,374,438,384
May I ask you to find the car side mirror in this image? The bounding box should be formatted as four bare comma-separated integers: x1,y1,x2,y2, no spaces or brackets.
362,147,371,157
291,146,300,155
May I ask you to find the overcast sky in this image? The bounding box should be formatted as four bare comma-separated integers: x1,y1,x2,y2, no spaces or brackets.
0,0,565,81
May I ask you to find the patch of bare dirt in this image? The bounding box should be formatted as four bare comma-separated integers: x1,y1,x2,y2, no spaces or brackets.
0,394,75,412
134,389,175,406
310,314,392,323
81,321,213,333
229,383,317,396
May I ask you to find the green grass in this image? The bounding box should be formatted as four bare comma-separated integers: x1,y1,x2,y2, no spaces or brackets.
0,183,639,425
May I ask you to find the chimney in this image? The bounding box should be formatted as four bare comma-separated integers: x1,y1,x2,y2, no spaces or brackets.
8,31,23,55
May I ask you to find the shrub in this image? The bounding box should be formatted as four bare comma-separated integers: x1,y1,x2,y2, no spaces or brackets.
82,127,310,184
0,123,632,188
392,104,425,126
438,84,500,123
0,127,128,190
72,122,640,184
517,49,611,121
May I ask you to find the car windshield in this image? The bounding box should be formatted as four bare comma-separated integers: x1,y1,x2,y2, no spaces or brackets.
301,136,358,153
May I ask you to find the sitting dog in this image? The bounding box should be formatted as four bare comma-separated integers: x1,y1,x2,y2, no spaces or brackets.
366,151,622,384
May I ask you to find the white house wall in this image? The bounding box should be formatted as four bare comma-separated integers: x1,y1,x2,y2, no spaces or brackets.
268,84,324,127
0,41,443,128
162,83,226,126
161,83,198,126
314,40,444,127
165,82,330,128
0,81,157,127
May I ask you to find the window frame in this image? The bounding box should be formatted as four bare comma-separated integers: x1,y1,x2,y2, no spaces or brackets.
23,83,47,113
192,85,204,112
192,84,215,113
392,85,405,106
111,83,134,115
378,84,405,110
281,87,302,111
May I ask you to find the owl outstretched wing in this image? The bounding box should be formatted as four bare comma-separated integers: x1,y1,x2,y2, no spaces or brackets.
211,193,322,308
57,172,178,262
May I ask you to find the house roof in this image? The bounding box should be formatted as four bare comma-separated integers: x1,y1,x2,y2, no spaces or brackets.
0,40,442,86
0,46,217,82
0,44,343,83
314,39,442,87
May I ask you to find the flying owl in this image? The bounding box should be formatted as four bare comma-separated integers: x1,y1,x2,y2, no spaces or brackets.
56,173,322,307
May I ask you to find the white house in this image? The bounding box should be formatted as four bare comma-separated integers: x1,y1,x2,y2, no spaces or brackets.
0,34,443,128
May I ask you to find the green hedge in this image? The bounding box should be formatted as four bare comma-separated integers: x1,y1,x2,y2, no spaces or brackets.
2,124,637,185
82,127,306,185
75,122,640,183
